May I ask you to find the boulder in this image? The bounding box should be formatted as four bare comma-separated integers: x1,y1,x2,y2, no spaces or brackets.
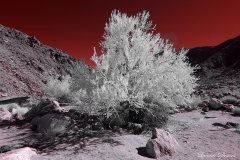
0,147,37,160
92,122,103,131
30,116,41,126
209,98,223,110
222,104,234,111
36,113,70,135
221,96,238,104
127,122,143,134
103,113,123,128
102,110,128,129
146,128,179,158
24,100,63,122
235,95,240,99
0,108,12,122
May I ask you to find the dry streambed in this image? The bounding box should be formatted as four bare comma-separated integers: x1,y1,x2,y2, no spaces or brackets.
28,109,240,160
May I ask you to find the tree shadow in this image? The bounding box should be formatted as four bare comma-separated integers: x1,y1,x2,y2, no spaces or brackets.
0,114,126,156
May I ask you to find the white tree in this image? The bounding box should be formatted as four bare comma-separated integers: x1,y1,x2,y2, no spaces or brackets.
89,10,200,119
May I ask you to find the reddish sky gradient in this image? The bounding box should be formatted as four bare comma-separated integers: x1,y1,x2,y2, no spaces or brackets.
0,0,240,68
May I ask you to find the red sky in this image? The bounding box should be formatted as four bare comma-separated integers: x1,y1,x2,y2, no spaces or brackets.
0,0,240,68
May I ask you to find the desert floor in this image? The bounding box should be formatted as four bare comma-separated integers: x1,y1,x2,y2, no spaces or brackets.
1,107,239,160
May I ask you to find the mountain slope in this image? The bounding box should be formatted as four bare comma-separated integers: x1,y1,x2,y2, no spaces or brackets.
184,35,240,77
0,24,93,98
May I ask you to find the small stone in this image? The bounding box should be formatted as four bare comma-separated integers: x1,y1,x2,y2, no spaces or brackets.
202,106,209,112
1,93,8,97
173,109,180,113
79,142,84,148
168,110,175,114
112,126,120,133
73,126,79,131
200,112,206,115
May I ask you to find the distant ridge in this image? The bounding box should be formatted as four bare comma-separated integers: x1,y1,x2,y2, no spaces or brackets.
183,35,240,78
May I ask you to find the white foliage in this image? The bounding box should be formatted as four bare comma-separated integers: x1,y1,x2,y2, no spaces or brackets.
90,10,200,112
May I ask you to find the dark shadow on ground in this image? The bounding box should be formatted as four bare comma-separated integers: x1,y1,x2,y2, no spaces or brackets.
0,117,126,155
136,147,153,159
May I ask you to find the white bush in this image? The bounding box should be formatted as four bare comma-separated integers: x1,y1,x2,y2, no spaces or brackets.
90,10,200,114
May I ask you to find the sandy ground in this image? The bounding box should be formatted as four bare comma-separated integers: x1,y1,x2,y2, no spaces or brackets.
1,108,240,160
167,110,240,160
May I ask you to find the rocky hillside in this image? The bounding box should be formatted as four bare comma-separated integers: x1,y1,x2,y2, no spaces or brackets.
184,35,240,78
0,24,93,98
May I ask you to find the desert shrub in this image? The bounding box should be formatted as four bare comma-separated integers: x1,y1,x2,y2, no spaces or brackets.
69,63,96,104
220,95,238,104
20,99,36,113
142,102,170,130
86,10,200,128
186,95,202,110
45,75,72,102
45,75,89,103
232,107,240,116
70,63,96,95
22,97,45,108
41,118,70,141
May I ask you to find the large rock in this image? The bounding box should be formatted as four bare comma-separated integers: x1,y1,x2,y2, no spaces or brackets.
209,98,223,110
146,128,179,158
0,147,37,160
102,112,128,129
0,107,12,122
36,113,70,135
24,100,63,122
30,116,41,126
127,122,143,134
